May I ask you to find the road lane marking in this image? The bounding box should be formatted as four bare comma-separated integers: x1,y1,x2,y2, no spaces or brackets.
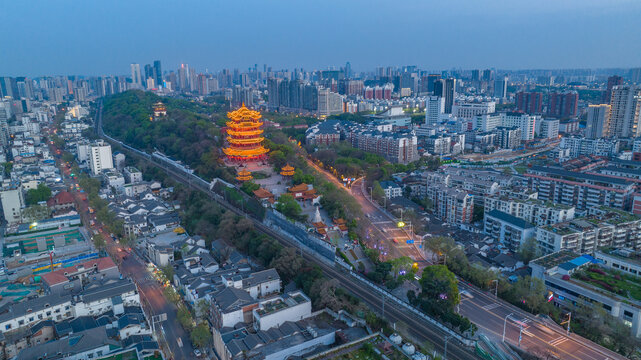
522,330,534,337
549,337,568,346
482,303,500,310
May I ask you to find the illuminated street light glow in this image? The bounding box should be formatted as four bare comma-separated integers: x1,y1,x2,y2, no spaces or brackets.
397,221,405,228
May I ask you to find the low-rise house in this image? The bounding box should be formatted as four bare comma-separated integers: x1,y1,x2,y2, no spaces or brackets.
41,257,120,294
46,191,75,212
252,291,312,331
210,287,258,329
148,213,180,232
379,180,402,199
16,326,119,360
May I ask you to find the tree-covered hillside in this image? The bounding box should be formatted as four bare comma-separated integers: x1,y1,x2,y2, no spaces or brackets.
102,90,235,181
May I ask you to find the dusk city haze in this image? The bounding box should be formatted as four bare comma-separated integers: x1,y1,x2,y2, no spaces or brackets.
1,1,641,360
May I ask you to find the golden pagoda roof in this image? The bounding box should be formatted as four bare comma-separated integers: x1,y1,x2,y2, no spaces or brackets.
226,121,263,130
223,147,269,157
227,137,265,145
236,169,253,181
227,103,262,121
226,128,264,137
280,164,295,176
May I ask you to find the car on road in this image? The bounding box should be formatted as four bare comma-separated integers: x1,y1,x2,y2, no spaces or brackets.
193,349,202,357
460,290,474,299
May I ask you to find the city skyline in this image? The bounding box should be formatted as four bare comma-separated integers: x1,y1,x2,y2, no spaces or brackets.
2,0,641,76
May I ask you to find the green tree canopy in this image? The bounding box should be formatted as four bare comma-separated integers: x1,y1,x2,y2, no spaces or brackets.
371,181,385,204
26,183,52,205
419,265,460,311
275,193,304,221
190,322,212,349
518,237,539,264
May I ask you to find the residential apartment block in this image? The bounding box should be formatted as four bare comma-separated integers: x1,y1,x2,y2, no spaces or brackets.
425,182,474,224
560,136,620,159
484,209,536,251
483,196,576,227
535,208,641,255
523,166,635,211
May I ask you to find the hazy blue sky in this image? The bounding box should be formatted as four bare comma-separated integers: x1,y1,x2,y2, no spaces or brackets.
1,0,640,76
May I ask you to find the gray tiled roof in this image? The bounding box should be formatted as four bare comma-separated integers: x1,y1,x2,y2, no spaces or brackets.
486,209,535,229
17,326,119,360
214,287,255,312
81,280,136,304
242,268,280,288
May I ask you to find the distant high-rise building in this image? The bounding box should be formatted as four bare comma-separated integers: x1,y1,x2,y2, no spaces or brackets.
609,85,641,138
130,63,142,88
178,64,188,91
629,68,641,84
482,69,494,82
426,74,441,93
345,62,352,79
144,64,153,82
585,104,611,139
425,96,445,126
267,78,281,110
0,77,18,99
494,76,508,99
153,60,163,88
471,70,480,82
548,91,578,118
516,92,543,114
603,75,623,103
0,101,10,146
338,79,363,96
317,87,343,117
434,78,456,114
197,74,209,95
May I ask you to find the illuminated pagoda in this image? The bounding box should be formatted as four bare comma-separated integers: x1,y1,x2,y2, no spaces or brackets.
236,168,253,182
152,102,167,118
223,103,268,162
280,164,295,177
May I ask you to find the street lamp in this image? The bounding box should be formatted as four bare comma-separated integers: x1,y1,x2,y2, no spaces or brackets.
561,312,571,335
491,279,498,298
502,313,514,342
443,335,451,360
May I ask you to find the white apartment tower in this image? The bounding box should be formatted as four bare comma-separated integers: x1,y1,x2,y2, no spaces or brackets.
425,96,445,126
0,185,25,224
89,140,114,175
585,104,611,139
609,85,641,138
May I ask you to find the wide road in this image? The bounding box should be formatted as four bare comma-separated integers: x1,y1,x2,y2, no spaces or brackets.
305,151,624,360
306,158,426,264
96,119,479,358
458,283,625,360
